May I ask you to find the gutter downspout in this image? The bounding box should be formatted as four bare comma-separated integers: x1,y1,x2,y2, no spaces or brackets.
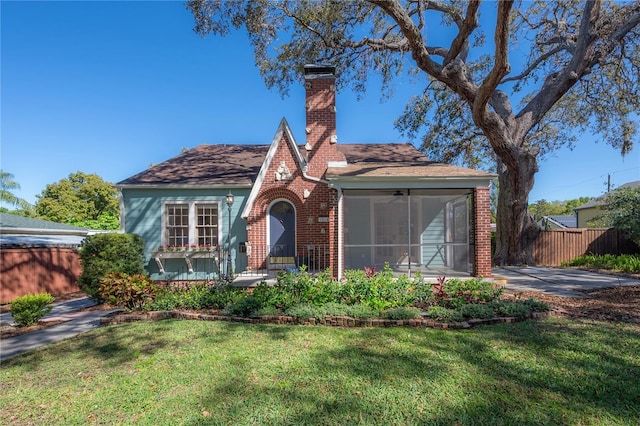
327,182,343,280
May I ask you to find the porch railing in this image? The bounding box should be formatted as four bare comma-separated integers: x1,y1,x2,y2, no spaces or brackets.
238,244,330,277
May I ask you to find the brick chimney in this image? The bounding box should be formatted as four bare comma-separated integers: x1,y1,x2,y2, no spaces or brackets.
304,64,346,177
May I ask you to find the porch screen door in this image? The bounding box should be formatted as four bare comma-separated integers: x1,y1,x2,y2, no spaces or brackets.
269,201,295,265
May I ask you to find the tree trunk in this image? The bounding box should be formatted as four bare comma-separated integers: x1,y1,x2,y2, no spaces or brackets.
493,153,541,266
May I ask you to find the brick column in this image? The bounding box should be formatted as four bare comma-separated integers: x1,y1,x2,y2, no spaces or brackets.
473,186,493,277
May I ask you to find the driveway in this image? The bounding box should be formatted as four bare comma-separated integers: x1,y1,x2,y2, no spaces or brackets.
493,266,639,297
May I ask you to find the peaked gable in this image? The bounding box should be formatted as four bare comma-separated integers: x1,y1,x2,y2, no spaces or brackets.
241,118,307,218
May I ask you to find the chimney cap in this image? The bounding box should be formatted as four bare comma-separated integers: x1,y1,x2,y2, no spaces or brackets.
304,64,336,78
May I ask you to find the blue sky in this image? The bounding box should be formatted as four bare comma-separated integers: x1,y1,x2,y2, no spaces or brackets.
2,1,638,207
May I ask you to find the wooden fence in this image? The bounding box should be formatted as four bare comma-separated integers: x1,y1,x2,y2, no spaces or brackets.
532,228,639,267
0,247,82,304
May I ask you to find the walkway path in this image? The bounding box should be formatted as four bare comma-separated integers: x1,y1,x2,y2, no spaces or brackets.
1,298,121,362
493,266,639,297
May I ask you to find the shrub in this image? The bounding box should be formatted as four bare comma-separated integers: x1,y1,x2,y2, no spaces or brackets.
145,283,247,312
144,289,179,311
272,267,340,309
171,283,216,310
344,304,381,319
459,303,496,319
491,300,531,318
432,277,503,308
521,298,550,312
98,272,158,310
427,306,463,322
284,303,326,319
223,296,265,317
562,253,640,273
321,302,350,316
10,293,55,326
384,306,422,320
252,306,280,317
78,233,146,299
207,284,247,309
340,264,419,310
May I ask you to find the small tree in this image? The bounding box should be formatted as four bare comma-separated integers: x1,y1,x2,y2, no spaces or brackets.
597,187,640,245
78,233,146,299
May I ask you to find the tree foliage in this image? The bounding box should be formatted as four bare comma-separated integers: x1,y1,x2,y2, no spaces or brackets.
187,0,640,265
596,186,640,244
34,171,120,230
529,197,593,221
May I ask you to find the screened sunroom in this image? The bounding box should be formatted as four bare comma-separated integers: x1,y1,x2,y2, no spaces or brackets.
343,189,473,277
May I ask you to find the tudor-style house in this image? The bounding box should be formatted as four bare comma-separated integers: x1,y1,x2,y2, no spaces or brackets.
117,65,495,281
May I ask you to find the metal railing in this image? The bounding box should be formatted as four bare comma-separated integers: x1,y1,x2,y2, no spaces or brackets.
239,244,331,277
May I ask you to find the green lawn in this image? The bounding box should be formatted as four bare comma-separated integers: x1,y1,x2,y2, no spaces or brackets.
2,318,639,425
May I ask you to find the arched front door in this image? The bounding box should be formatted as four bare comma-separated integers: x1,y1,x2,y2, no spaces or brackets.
269,200,295,268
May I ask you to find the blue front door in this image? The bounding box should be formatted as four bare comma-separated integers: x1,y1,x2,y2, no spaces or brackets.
269,201,295,265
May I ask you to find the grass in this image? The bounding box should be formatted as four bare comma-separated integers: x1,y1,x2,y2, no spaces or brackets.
2,318,639,425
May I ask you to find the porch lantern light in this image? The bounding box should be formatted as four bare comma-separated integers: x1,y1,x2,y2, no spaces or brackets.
226,192,234,279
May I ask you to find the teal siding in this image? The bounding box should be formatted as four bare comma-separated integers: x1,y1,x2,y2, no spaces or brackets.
121,188,250,281
420,201,445,267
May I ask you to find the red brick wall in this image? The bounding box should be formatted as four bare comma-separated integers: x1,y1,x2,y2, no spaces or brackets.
0,247,82,304
472,187,492,277
245,136,337,274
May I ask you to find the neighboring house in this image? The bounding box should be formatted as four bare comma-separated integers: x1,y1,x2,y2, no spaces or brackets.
538,215,577,230
575,181,640,228
0,213,90,302
117,65,495,282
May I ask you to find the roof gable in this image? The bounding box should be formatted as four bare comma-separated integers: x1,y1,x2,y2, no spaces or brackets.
241,118,306,218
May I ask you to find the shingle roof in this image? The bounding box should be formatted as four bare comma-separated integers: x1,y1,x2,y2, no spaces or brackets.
329,143,493,179
0,213,89,232
337,143,430,163
545,215,577,228
117,145,270,186
117,142,493,185
0,213,89,247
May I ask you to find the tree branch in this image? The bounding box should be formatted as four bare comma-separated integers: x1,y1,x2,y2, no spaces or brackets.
444,0,480,65
473,0,513,123
501,47,565,83
367,0,443,76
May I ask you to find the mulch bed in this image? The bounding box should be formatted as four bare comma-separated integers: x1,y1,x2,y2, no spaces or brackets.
504,285,640,324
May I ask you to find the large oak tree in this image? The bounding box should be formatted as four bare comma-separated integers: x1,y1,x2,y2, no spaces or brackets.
187,0,640,265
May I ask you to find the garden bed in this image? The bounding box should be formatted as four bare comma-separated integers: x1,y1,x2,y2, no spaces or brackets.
100,308,554,329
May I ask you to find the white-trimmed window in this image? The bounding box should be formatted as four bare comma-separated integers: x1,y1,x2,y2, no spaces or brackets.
164,202,219,248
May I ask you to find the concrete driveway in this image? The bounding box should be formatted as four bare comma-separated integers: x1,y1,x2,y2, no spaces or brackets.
493,266,639,297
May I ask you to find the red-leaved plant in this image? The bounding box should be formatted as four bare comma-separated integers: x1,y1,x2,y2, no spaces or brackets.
364,265,376,278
